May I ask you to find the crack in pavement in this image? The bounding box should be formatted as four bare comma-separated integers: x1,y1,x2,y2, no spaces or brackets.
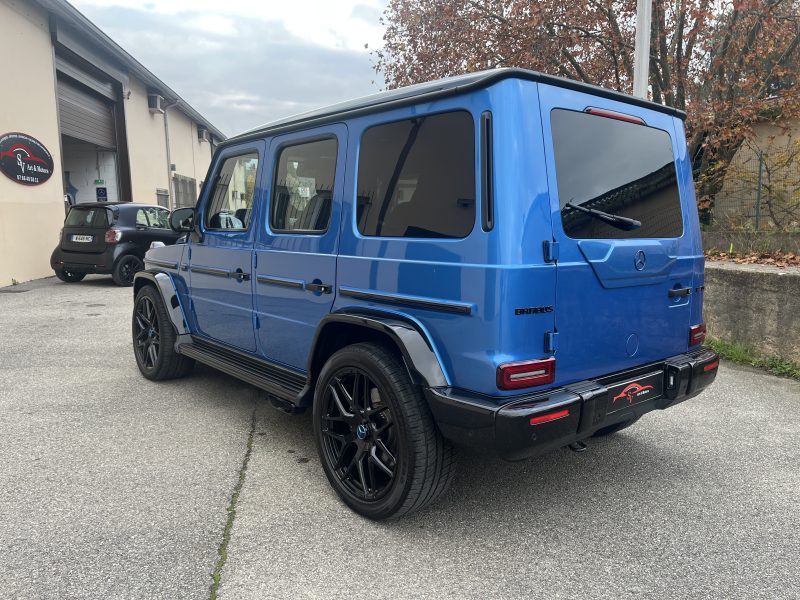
209,401,258,600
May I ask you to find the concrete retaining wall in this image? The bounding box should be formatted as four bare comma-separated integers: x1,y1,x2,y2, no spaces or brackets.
704,262,800,362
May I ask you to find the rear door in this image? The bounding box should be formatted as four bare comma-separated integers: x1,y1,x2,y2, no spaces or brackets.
538,85,694,384
254,125,345,370
61,205,111,254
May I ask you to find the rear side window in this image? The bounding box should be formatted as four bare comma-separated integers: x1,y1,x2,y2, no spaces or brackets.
357,111,475,238
205,153,259,231
65,207,109,228
551,109,683,239
271,138,337,233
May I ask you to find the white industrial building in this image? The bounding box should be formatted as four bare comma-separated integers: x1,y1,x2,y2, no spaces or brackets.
0,0,225,285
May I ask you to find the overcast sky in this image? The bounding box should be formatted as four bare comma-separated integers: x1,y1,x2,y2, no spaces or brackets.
71,0,389,137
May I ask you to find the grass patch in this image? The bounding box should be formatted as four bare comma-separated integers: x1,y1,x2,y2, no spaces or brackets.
707,338,800,380
209,408,256,600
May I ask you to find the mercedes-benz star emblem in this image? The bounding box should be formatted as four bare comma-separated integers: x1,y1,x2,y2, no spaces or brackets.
634,250,647,271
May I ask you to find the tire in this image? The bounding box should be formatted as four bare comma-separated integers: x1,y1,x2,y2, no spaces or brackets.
313,342,455,520
132,285,194,380
55,270,85,283
113,255,144,287
592,416,640,438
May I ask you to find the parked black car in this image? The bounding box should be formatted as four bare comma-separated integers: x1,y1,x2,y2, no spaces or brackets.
51,202,181,286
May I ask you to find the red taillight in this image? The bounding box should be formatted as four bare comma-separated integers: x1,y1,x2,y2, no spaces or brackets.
703,360,719,372
689,323,707,347
530,409,570,426
105,228,122,244
497,358,556,390
585,107,646,125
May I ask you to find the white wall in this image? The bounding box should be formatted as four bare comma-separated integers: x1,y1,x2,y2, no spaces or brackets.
167,107,214,200
123,76,215,207
0,0,64,286
123,77,169,205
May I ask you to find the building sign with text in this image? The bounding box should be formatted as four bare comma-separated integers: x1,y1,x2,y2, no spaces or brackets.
0,132,54,186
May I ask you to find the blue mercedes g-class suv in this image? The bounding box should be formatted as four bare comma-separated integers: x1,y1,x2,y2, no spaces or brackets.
131,68,719,519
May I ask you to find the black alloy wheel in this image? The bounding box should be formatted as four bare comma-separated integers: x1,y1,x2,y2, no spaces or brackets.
113,255,143,286
313,343,455,520
133,295,160,371
55,270,85,283
131,285,194,380
319,367,398,501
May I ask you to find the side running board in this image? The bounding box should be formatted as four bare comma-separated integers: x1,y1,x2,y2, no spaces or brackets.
178,336,306,402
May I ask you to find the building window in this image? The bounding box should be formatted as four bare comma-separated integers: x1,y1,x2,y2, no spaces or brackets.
173,174,198,209
271,138,338,233
356,111,476,239
205,153,259,231
156,188,169,208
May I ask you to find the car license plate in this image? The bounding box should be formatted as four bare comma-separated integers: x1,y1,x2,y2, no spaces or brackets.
607,371,663,414
71,235,93,243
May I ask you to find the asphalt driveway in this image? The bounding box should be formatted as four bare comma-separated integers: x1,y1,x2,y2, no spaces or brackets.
1,276,798,599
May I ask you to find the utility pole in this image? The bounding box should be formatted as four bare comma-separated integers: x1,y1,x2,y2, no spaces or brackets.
633,0,652,99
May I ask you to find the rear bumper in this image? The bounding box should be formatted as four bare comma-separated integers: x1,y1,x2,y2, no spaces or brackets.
425,347,719,461
50,244,132,275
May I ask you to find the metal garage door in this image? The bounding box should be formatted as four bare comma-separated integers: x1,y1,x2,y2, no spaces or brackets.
57,76,116,149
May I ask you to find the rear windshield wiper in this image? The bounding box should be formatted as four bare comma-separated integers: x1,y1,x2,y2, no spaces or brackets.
564,200,642,231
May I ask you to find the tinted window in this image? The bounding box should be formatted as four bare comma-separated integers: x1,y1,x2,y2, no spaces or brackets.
357,111,475,238
551,109,683,239
65,206,109,228
271,138,337,233
205,153,258,231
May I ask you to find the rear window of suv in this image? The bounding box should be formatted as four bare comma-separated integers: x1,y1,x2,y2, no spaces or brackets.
551,109,683,239
65,206,110,228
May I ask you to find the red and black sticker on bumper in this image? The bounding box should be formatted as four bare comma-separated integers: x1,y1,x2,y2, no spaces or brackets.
607,371,663,414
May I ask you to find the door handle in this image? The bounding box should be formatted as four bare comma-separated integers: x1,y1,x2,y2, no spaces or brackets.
668,287,691,298
233,269,251,282
305,282,332,294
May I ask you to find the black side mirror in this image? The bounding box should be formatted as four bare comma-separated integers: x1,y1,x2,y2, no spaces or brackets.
170,207,195,233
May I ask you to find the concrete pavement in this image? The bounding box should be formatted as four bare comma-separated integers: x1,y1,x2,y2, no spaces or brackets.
1,276,798,599
0,277,255,599
219,360,800,600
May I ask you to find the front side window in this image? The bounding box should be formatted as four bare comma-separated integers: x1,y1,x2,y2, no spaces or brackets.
143,207,170,228
271,138,338,233
356,111,476,239
205,153,259,231
551,109,683,239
